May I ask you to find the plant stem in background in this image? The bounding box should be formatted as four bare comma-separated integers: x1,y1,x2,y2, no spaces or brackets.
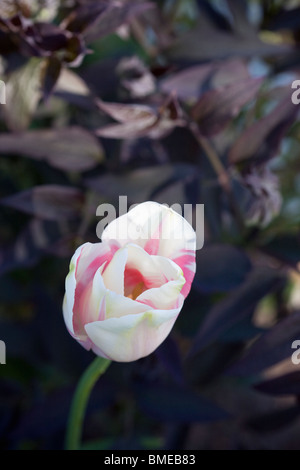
65,357,112,450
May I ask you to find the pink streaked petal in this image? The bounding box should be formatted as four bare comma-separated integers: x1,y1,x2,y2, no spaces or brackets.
143,217,165,255
144,236,160,256
74,266,106,335
101,247,128,296
76,240,120,287
125,244,167,289
63,244,85,335
172,250,196,298
72,241,120,335
102,202,196,262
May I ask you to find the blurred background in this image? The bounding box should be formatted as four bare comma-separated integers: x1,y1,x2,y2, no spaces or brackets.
1,0,300,450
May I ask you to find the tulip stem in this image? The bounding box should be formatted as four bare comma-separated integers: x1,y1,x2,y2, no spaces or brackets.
65,357,112,450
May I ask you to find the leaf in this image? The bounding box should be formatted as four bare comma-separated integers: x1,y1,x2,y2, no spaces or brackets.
1,185,84,221
192,77,263,136
96,96,185,140
41,56,62,101
54,68,95,109
244,405,300,433
227,311,300,376
83,1,155,43
159,59,250,102
188,267,286,356
260,235,300,269
168,11,290,62
0,218,76,276
254,371,300,397
155,336,184,385
97,99,156,123
134,381,228,423
2,58,43,131
0,127,104,172
229,96,298,165
193,244,252,293
96,100,157,139
85,164,197,204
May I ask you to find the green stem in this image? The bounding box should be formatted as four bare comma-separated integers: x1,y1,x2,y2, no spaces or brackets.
65,357,111,450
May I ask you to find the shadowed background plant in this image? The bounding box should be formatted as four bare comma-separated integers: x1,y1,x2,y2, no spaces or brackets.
1,0,300,450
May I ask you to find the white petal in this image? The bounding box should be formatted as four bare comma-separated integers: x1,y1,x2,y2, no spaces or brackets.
63,243,85,335
85,303,183,362
105,290,148,319
101,201,196,258
102,247,128,295
125,244,167,288
137,280,185,310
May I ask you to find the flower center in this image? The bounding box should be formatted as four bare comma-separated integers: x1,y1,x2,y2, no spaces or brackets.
124,267,147,300
127,282,146,300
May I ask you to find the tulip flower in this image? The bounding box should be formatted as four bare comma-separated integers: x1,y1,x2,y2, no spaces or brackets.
63,201,196,362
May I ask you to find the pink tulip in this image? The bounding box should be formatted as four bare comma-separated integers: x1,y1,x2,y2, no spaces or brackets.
63,201,196,362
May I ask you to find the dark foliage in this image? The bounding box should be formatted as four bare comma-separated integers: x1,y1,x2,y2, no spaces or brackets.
1,0,300,450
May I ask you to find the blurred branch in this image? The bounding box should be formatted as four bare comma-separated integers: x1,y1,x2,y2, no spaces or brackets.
189,122,245,233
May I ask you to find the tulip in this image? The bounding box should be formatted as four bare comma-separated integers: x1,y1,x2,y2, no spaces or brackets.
63,201,196,362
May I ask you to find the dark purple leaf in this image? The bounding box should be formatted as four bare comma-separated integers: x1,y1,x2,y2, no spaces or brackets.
226,0,255,37
96,99,157,139
254,371,300,397
245,405,300,432
229,96,299,165
192,77,263,136
188,267,286,356
33,22,69,52
194,244,252,293
159,59,250,101
62,2,109,34
0,219,76,276
168,13,290,62
228,311,300,376
0,127,105,171
97,98,156,123
96,96,185,140
155,336,184,386
1,185,84,221
85,164,197,204
266,6,300,32
260,235,300,269
84,1,155,43
41,56,62,101
134,381,228,423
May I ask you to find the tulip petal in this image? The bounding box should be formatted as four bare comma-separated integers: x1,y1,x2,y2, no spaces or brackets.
101,201,196,296
63,244,85,335
125,244,167,291
85,303,183,362
137,280,185,310
102,247,128,296
75,240,120,288
102,201,196,257
105,290,149,319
